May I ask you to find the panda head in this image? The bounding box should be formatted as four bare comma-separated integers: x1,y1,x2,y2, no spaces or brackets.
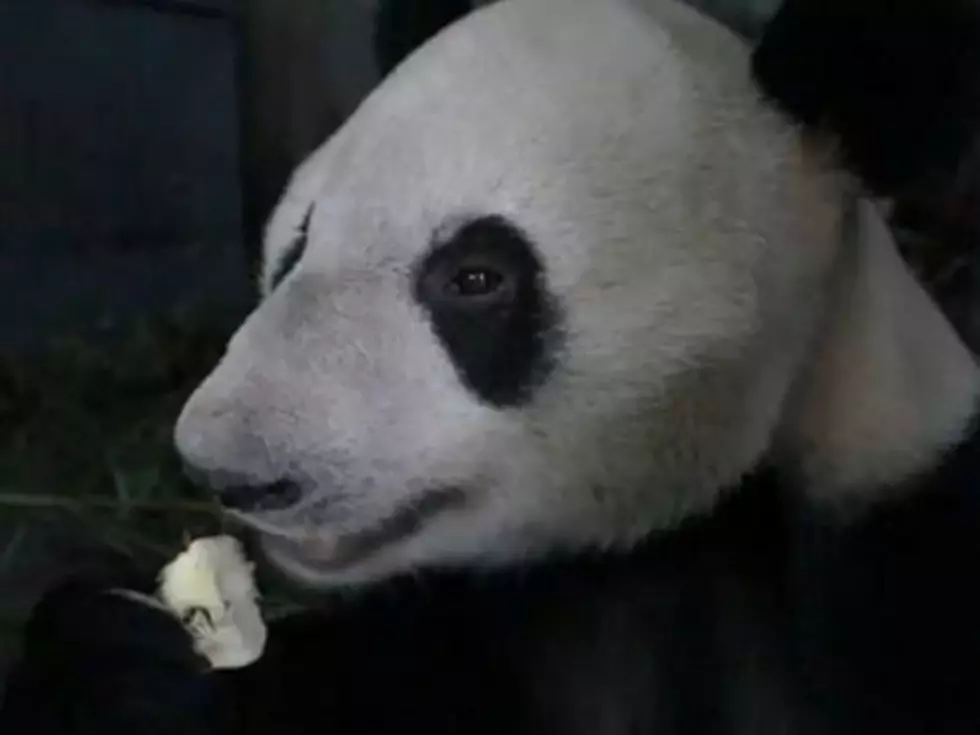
175,0,980,588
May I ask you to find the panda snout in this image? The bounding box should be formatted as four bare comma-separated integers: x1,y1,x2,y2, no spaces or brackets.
175,396,306,515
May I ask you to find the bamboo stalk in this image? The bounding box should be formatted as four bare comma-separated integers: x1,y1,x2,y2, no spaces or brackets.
0,493,218,515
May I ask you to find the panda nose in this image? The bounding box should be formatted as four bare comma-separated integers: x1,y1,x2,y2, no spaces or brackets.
213,478,305,513
183,464,305,513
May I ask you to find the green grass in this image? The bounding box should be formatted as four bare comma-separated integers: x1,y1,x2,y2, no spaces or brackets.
0,309,233,564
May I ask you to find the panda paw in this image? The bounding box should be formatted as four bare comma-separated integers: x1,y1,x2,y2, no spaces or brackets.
0,572,234,734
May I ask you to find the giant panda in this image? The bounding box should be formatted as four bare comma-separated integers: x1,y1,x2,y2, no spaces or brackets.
3,0,980,733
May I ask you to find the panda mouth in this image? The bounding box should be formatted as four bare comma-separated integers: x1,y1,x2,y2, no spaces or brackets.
261,486,468,570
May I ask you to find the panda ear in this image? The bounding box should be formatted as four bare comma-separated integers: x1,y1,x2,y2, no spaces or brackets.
751,0,980,196
777,199,980,504
373,0,478,77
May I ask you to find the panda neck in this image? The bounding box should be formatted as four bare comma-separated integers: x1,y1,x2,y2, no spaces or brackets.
617,396,980,577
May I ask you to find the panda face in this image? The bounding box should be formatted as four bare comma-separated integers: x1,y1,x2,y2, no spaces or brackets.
174,0,974,588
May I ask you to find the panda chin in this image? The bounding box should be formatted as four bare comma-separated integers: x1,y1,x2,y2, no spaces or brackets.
259,536,354,583
258,534,408,589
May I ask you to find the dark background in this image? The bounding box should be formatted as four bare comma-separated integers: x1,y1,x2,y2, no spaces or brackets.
0,0,390,678
0,0,385,351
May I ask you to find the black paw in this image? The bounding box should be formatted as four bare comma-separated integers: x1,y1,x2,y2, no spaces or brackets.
0,572,232,734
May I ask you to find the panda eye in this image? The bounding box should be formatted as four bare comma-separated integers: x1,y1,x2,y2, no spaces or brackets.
269,206,314,290
446,267,506,298
412,214,558,407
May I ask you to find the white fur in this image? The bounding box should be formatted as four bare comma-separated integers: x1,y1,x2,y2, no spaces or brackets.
175,0,980,588
776,198,980,502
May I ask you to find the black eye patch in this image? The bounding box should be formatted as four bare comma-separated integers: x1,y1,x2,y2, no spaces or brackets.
269,207,313,290
413,215,560,407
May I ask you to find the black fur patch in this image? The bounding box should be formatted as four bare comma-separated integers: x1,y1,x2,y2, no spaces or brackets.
413,215,560,408
751,0,980,196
